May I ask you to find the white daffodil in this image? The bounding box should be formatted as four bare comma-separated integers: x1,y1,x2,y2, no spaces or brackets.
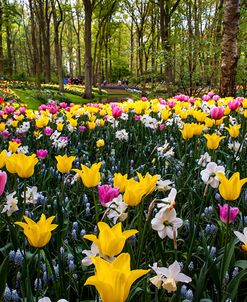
81,243,99,266
156,178,173,192
38,298,68,302
200,162,225,188
21,186,38,204
157,141,174,159
234,227,247,252
157,188,177,211
150,261,192,293
2,192,19,216
115,129,129,141
198,152,211,167
106,194,128,224
151,208,183,239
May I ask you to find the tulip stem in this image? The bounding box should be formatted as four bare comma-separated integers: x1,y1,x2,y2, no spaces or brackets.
220,201,231,284
23,178,27,215
92,188,99,223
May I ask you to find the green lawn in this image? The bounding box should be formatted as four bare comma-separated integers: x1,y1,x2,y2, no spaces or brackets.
13,88,90,110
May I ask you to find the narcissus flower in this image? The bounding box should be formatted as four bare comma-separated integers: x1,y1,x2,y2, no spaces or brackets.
73,162,101,187
15,214,58,248
55,154,76,174
84,253,149,302
204,133,225,150
5,153,38,178
225,124,241,138
150,261,191,292
216,172,247,201
84,222,138,258
151,208,183,239
234,227,247,252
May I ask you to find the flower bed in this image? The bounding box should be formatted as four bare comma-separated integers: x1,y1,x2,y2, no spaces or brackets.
0,92,247,302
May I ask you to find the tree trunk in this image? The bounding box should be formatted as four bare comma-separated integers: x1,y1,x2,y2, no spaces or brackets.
83,0,93,99
51,0,64,92
0,0,3,76
220,0,240,96
6,23,12,77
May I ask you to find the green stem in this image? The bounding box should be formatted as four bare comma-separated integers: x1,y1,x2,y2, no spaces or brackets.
92,188,99,223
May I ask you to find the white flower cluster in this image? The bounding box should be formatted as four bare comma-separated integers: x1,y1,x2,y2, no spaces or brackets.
140,114,159,129
115,129,129,141
157,141,174,158
16,121,30,134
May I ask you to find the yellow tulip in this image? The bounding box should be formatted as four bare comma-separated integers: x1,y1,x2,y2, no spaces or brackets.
113,173,128,193
161,109,171,120
85,253,149,302
0,123,6,132
205,118,214,128
180,123,195,140
55,155,76,174
56,123,64,131
36,116,49,128
84,222,138,258
15,214,58,248
192,123,205,136
6,153,38,178
87,121,96,130
96,139,105,148
217,172,247,201
225,125,241,138
193,110,208,122
204,133,225,150
123,179,146,206
244,110,247,118
11,120,18,128
8,141,21,153
137,172,159,195
73,162,101,187
0,150,7,169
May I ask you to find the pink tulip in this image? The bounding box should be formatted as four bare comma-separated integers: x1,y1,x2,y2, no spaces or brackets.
36,149,48,159
2,130,10,137
213,95,220,101
228,100,241,111
5,106,15,114
218,204,239,224
98,185,120,206
159,124,166,131
0,171,7,196
134,115,141,120
112,106,123,118
168,100,176,108
208,92,214,97
44,127,53,136
202,95,211,102
141,97,147,102
79,126,87,132
210,107,224,120
19,107,26,114
60,102,68,108
39,104,47,111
